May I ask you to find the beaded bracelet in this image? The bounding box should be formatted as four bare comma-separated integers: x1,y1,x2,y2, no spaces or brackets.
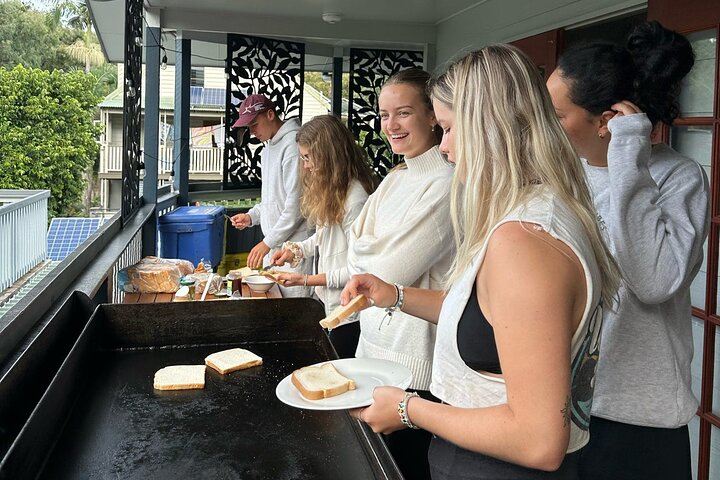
398,391,420,429
378,283,405,331
391,283,405,311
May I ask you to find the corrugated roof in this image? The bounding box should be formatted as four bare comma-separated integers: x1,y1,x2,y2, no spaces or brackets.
99,87,225,112
98,83,350,117
0,261,60,318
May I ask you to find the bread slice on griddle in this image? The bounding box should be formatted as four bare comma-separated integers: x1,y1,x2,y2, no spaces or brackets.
153,365,206,390
205,348,263,374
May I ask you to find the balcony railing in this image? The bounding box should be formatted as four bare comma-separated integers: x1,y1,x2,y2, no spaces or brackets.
100,145,224,175
0,190,50,291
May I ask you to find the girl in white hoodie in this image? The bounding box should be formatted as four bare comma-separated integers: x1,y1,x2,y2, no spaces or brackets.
272,115,377,357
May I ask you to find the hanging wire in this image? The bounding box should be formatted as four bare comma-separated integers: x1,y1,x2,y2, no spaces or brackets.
140,14,334,68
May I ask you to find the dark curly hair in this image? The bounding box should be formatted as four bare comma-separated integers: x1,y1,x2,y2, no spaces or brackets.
557,21,694,126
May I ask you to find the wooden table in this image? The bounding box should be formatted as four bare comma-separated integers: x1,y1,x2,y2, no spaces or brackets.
122,283,282,303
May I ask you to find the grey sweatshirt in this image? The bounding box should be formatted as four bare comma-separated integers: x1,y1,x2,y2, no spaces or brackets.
247,118,310,248
583,114,709,428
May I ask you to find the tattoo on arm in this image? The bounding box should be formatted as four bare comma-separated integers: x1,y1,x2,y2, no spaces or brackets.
561,396,571,428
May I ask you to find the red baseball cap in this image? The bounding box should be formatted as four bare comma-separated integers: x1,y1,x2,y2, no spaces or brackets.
232,94,275,128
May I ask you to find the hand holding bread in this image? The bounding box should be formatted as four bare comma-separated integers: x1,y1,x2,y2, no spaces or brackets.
340,274,396,309
319,294,370,329
274,271,304,286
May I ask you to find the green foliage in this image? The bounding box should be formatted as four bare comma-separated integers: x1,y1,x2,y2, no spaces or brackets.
197,198,261,209
0,66,102,216
304,71,350,100
89,63,118,99
304,72,330,97
0,0,80,71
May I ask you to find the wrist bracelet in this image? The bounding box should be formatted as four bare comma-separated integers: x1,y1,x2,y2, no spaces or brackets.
393,283,404,311
379,283,405,331
303,274,309,287
398,391,420,429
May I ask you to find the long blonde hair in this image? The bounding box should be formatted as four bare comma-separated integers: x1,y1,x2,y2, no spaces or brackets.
431,45,620,304
296,115,377,226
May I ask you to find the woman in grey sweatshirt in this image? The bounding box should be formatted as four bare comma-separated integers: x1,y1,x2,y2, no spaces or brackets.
547,21,709,480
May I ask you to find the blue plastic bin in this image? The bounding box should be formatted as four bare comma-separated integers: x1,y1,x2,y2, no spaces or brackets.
158,206,225,267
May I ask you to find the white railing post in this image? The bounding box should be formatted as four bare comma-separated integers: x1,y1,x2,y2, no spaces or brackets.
0,190,50,291
103,146,225,178
99,145,124,173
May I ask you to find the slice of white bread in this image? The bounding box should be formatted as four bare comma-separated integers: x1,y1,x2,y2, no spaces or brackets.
205,348,263,374
153,365,206,390
258,269,282,283
291,363,356,400
319,294,370,329
228,267,259,278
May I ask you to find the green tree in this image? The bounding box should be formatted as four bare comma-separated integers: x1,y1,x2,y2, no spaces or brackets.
48,0,107,215
89,62,117,99
305,71,350,100
0,66,102,217
0,0,78,71
49,0,104,74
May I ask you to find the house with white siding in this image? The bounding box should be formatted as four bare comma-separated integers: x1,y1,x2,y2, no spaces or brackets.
97,64,334,211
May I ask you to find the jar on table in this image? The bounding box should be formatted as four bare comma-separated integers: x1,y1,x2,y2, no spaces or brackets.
179,278,195,301
226,273,242,296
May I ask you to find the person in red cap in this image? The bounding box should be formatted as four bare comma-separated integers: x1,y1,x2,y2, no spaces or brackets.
230,93,313,297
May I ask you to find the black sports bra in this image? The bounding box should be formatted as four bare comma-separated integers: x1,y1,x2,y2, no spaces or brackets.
457,283,502,374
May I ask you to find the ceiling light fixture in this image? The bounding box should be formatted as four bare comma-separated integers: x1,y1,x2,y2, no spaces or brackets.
322,13,343,24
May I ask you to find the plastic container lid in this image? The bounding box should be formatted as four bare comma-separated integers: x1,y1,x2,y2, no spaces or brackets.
159,206,225,224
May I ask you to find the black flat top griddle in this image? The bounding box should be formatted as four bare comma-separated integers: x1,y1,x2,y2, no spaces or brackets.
1,299,402,480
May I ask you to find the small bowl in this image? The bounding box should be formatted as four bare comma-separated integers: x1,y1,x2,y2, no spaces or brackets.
244,275,275,293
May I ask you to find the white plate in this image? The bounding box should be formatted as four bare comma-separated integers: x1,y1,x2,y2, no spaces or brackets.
275,358,413,410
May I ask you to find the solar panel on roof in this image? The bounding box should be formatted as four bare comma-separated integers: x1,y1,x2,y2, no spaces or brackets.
203,88,225,106
46,218,104,261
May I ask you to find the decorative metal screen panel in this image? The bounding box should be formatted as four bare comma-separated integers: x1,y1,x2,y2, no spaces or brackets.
349,48,424,178
121,0,143,224
224,34,305,189
110,229,142,304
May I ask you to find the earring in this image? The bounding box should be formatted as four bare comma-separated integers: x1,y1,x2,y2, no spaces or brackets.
598,132,605,139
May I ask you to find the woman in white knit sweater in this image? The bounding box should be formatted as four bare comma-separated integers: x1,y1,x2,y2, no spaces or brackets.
271,115,376,357
346,68,455,480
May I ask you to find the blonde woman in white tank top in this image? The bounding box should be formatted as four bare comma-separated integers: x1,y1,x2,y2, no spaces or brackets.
341,45,620,479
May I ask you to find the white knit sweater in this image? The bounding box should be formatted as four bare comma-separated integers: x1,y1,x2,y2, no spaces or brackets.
347,146,454,390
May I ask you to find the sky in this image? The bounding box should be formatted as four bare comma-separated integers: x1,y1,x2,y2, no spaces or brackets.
24,0,53,12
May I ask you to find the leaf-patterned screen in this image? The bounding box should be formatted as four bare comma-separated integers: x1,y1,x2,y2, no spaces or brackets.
223,34,305,189
349,48,424,178
121,0,143,223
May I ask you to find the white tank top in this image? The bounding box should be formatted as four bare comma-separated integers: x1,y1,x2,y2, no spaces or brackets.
430,186,603,453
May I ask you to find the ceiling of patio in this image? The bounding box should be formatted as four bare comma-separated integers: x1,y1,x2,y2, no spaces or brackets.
89,0,478,66
88,0,647,69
